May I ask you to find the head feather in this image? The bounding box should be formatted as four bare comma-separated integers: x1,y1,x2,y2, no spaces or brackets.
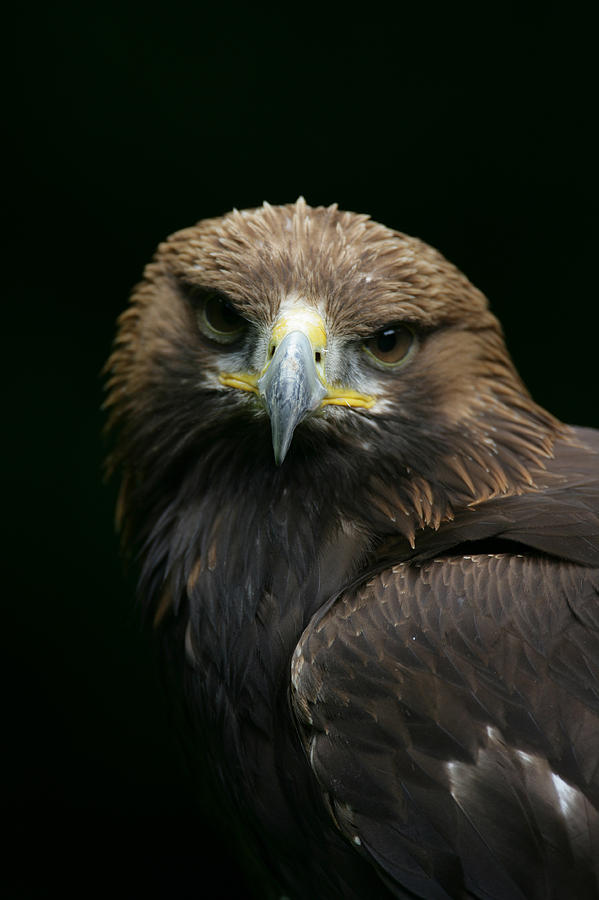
105,200,566,577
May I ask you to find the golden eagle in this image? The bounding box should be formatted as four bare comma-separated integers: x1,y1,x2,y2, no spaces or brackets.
106,199,599,899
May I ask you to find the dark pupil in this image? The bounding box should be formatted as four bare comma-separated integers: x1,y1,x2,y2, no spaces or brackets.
219,302,239,327
377,328,398,353
206,295,242,332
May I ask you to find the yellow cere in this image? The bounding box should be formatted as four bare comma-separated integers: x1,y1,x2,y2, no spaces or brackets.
219,304,375,409
269,307,328,359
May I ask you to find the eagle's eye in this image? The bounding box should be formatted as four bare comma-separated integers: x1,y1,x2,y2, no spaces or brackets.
198,293,248,344
363,325,414,367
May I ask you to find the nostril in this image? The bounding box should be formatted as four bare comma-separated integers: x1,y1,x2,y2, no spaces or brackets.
315,351,321,363
269,345,276,358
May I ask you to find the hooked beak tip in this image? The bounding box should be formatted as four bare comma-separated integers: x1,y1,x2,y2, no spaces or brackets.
258,330,326,465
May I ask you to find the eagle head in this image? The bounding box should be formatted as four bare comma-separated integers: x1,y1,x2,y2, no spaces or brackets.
106,199,561,553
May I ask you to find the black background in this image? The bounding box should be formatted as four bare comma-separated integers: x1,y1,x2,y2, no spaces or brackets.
6,2,598,897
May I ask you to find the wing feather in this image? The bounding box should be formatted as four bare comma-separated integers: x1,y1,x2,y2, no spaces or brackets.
292,438,599,900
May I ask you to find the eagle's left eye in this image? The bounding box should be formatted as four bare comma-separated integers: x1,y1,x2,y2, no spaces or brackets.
197,293,248,344
363,325,414,367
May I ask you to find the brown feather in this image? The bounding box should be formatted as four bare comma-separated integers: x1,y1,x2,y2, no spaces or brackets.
105,200,597,899
106,200,565,557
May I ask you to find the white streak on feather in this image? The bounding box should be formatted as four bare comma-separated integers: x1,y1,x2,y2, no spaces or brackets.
551,772,580,820
446,725,592,833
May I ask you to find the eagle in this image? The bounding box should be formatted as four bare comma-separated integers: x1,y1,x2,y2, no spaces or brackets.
105,199,599,899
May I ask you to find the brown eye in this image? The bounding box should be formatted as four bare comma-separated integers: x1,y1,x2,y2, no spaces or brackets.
199,294,247,344
363,325,414,366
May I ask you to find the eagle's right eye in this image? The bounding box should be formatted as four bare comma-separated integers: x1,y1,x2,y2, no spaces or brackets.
196,293,248,345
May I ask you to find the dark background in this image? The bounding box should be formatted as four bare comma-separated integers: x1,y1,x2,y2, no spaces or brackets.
6,2,597,897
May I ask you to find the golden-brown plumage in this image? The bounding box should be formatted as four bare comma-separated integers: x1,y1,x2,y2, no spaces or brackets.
106,200,599,899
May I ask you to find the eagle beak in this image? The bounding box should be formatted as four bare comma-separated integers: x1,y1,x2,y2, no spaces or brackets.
219,306,375,464
257,330,327,465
